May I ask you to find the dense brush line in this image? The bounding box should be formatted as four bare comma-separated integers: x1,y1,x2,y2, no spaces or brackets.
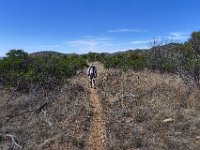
0,31,200,91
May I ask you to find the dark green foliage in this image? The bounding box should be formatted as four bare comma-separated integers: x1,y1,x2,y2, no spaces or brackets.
84,52,108,63
189,32,200,55
58,54,87,77
102,51,148,72
126,52,148,71
0,49,87,91
0,50,30,88
86,52,99,62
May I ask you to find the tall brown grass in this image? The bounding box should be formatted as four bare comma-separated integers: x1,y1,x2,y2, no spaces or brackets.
0,78,92,150
97,69,200,150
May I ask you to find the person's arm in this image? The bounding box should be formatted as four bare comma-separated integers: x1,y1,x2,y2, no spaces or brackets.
87,67,90,76
95,69,97,77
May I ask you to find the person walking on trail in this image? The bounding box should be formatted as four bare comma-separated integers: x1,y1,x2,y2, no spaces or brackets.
87,63,97,89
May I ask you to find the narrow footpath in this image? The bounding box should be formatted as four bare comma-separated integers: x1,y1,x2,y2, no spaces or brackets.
88,88,106,150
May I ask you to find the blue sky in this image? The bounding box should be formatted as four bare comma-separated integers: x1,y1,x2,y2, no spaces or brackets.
0,0,200,56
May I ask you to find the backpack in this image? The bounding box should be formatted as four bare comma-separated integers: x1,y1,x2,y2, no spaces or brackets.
88,66,97,77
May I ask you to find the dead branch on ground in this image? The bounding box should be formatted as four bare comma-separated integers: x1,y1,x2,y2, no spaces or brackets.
0,133,22,150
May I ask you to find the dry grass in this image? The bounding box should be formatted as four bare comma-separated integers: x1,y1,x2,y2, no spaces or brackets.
97,69,200,150
1,67,200,150
0,78,92,150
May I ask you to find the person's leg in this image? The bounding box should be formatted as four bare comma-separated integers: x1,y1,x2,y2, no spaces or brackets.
89,76,92,88
92,78,96,89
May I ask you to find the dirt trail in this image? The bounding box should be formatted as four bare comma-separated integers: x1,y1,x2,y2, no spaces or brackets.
88,62,106,150
88,88,106,150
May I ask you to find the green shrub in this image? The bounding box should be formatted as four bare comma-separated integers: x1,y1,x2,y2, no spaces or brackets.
0,50,87,91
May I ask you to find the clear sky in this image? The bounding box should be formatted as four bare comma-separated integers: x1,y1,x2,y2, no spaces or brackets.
0,0,200,56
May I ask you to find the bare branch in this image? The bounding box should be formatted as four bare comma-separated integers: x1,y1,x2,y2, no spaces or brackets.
42,109,53,127
34,101,48,114
0,133,22,150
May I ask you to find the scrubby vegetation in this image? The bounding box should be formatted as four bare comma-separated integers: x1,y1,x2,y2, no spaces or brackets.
0,50,88,92
97,70,200,149
0,77,92,149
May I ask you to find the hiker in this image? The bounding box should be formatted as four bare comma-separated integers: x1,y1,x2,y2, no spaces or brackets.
87,63,97,89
